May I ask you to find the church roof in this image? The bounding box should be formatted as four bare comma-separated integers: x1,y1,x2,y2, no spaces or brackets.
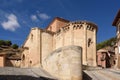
112,10,120,26
46,17,70,29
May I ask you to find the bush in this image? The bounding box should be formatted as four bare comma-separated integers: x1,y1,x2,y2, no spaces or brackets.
12,44,19,49
0,40,5,46
5,40,12,46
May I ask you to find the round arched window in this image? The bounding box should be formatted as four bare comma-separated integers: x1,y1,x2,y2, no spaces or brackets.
22,54,25,61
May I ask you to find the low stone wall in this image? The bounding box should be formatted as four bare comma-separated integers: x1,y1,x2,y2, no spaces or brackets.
0,67,56,80
43,45,82,80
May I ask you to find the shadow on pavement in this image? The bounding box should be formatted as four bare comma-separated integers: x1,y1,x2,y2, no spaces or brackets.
83,71,92,80
0,75,55,80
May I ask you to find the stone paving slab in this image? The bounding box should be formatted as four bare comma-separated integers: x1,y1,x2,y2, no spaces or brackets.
0,67,57,80
83,69,120,80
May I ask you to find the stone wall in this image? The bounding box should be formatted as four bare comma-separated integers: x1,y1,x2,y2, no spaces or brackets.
43,45,82,80
41,32,53,65
47,17,69,32
21,27,41,67
0,55,5,67
86,24,97,66
5,59,21,67
53,22,97,66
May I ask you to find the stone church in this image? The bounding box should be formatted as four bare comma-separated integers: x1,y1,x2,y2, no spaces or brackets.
21,17,97,80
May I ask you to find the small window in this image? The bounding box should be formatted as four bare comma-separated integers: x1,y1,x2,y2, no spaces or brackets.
31,34,33,41
22,54,25,61
30,60,32,64
88,38,93,47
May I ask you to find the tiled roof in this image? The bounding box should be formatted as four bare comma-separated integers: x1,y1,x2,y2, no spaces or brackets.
46,17,70,29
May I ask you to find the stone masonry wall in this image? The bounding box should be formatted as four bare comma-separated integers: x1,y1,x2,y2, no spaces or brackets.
41,32,53,66
21,27,41,68
43,45,82,80
86,25,97,66
53,22,97,66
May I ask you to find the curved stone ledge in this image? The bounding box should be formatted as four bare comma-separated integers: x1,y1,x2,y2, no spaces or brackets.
49,45,82,57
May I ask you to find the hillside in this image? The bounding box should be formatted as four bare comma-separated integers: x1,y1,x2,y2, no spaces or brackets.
97,37,116,50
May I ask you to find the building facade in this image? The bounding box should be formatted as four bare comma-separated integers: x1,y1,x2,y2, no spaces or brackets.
97,49,115,68
112,10,120,68
0,46,21,67
21,17,98,68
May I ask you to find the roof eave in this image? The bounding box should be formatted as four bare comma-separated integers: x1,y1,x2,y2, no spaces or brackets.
112,10,120,26
46,17,70,29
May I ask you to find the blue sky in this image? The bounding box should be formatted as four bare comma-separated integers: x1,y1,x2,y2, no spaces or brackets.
0,0,120,46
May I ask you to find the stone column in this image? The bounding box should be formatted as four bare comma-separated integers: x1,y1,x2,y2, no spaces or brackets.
93,29,97,66
83,23,87,65
37,28,41,67
71,24,74,45
39,29,42,67
62,28,64,47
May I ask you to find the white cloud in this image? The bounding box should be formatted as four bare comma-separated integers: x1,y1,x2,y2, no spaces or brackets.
38,13,50,20
31,15,38,21
1,14,20,31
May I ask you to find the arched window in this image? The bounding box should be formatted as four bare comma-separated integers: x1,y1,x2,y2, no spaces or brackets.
88,38,93,47
31,34,33,41
22,54,25,61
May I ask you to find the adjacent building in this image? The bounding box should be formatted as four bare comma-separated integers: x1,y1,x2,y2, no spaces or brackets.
112,10,120,68
97,48,115,68
0,46,21,67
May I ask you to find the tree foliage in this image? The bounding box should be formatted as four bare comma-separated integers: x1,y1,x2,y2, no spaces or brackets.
12,44,19,49
5,40,12,46
0,40,12,46
0,40,18,49
97,37,117,50
0,40,5,46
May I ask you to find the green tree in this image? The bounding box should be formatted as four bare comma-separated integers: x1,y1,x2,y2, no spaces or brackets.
5,40,12,46
12,44,19,49
97,37,117,50
0,40,5,46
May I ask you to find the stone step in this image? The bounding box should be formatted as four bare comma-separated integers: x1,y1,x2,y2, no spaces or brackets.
0,67,56,80
83,69,120,80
